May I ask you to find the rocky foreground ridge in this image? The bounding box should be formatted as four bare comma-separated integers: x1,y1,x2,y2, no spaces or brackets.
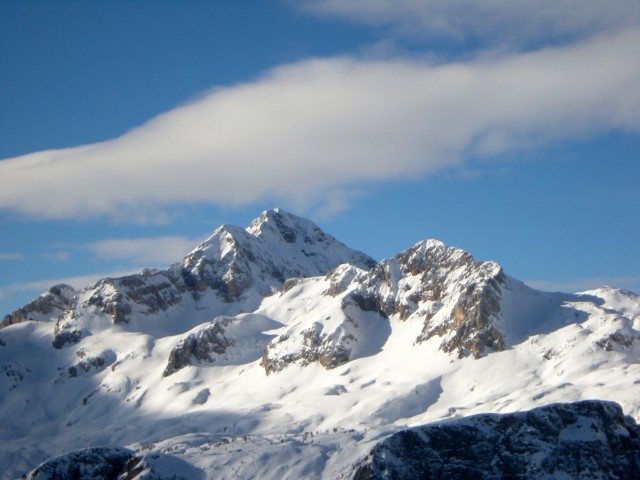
353,400,640,480
1,209,639,479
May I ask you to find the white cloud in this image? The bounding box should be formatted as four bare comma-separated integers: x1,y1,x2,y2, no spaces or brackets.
0,28,638,222
525,276,640,294
298,0,640,46
86,235,203,266
0,253,24,261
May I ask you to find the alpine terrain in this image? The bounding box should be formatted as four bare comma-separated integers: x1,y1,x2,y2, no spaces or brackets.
1,209,639,479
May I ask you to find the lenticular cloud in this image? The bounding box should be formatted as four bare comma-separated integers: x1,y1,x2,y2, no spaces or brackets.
0,27,638,223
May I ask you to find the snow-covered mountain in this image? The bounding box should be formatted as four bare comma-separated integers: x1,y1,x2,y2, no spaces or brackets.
1,209,639,479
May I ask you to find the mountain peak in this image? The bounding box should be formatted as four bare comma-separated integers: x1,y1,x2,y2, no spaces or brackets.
47,209,377,343
246,208,319,244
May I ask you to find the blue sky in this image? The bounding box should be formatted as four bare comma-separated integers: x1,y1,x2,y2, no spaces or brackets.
1,0,639,316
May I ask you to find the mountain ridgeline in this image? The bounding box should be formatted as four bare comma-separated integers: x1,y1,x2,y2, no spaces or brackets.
1,209,639,479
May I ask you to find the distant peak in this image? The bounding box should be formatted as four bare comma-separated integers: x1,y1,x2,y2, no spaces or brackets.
46,283,75,296
416,239,446,250
392,238,472,266
248,208,301,226
246,208,319,244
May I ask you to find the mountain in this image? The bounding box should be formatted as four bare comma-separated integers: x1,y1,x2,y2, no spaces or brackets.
47,208,375,347
1,209,639,479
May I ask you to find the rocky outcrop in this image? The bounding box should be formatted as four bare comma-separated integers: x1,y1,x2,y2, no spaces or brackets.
596,329,636,350
83,267,187,325
163,318,235,376
1,284,75,330
261,320,355,374
23,447,203,479
24,447,138,480
164,313,281,376
593,314,639,351
416,273,505,358
66,350,116,378
352,400,640,480
52,311,83,349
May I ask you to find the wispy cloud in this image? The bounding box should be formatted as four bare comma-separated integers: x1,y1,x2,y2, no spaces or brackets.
0,28,638,222
525,276,640,294
298,0,640,46
2,251,72,263
85,235,203,266
1,269,142,298
42,252,70,262
0,253,25,261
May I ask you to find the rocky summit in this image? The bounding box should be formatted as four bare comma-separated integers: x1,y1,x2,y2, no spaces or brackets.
1,209,639,479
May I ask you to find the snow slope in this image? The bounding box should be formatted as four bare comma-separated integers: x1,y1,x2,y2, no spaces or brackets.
1,209,638,479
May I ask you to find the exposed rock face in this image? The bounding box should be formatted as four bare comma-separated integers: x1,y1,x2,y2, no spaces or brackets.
367,240,506,358
337,240,506,359
1,284,75,330
85,268,187,324
24,447,138,480
164,318,235,376
418,275,505,358
594,315,639,351
352,400,640,480
261,320,355,375
66,350,116,378
52,311,83,349
51,267,191,347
